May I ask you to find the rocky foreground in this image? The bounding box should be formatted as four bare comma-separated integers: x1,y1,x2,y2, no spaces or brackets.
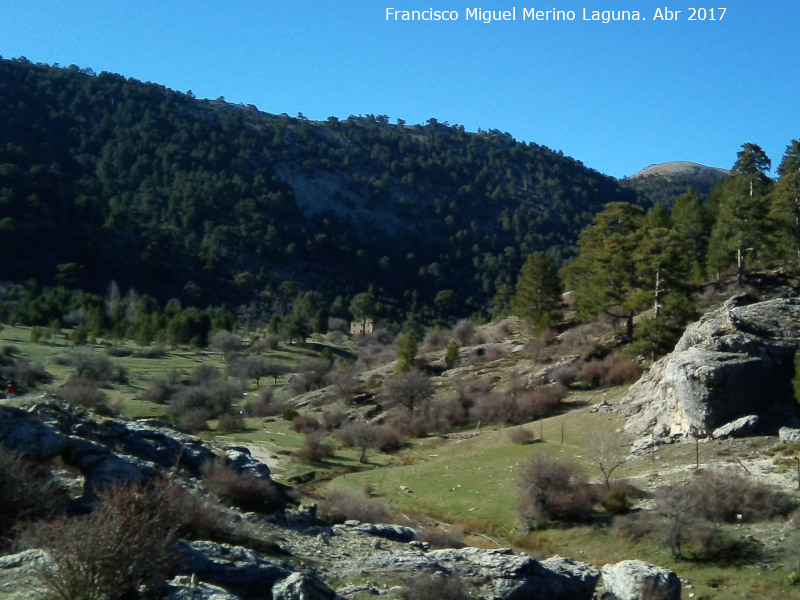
0,399,681,600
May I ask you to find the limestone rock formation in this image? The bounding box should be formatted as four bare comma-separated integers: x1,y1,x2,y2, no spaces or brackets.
343,547,600,600
0,398,278,502
620,296,800,439
600,560,681,600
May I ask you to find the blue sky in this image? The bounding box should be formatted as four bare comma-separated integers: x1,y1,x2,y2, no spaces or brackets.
0,1,797,178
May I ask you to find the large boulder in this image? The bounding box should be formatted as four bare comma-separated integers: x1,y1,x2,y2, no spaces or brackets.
620,296,800,439
601,560,681,600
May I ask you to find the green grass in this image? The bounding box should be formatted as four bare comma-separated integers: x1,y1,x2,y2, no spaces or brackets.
5,322,800,599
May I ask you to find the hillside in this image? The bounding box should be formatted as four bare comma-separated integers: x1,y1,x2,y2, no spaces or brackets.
2,290,800,599
621,160,728,207
0,57,637,325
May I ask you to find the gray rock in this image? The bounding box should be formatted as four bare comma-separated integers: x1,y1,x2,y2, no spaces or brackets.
168,579,243,600
344,547,599,600
712,415,761,439
0,549,52,599
272,572,342,600
621,296,800,439
224,447,272,480
173,540,293,599
333,521,418,542
0,401,276,501
601,560,681,600
779,427,800,443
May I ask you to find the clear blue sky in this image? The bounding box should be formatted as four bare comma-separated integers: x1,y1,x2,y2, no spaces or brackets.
1,1,797,178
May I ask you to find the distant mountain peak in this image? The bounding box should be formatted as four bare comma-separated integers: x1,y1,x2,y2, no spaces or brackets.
629,161,728,179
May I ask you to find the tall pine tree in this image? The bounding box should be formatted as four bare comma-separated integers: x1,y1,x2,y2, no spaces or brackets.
707,143,773,284
511,252,562,330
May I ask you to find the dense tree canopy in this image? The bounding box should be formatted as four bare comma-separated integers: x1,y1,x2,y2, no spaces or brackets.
0,57,637,328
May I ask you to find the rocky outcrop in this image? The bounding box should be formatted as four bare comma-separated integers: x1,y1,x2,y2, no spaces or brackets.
600,560,681,600
780,427,800,443
0,399,277,501
343,547,600,600
620,296,800,439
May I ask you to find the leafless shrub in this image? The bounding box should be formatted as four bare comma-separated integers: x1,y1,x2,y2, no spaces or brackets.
688,469,796,523
132,345,167,359
333,360,360,403
210,330,243,361
327,317,349,334
399,572,473,600
217,412,246,434
451,319,477,346
189,363,222,386
68,349,114,381
548,362,578,387
321,410,349,431
318,488,391,524
1,357,52,390
384,411,429,439
471,391,515,423
18,482,177,600
104,345,132,357
0,449,66,544
287,358,335,395
59,376,114,415
295,431,336,463
143,378,173,404
175,408,208,434
248,335,281,354
416,525,465,549
164,485,278,553
380,370,434,413
471,384,567,425
243,387,289,417
508,427,535,445
426,397,470,433
518,454,595,529
576,360,606,388
602,359,643,387
516,383,568,421
560,322,606,352
337,422,406,462
168,381,239,431
291,414,322,433
523,337,550,363
201,459,282,513
484,346,509,361
422,328,449,352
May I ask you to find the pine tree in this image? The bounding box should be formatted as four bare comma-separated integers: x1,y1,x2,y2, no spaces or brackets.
511,252,562,329
768,139,800,269
671,188,711,280
396,334,418,372
707,143,773,284
561,203,645,340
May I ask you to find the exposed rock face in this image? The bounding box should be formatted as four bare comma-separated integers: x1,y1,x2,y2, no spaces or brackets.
621,296,800,439
601,560,681,600
344,547,600,600
0,399,277,501
780,427,800,443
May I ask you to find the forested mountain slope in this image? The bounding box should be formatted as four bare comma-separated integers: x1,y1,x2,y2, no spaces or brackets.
0,57,637,324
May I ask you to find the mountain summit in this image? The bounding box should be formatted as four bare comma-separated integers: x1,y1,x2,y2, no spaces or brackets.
630,161,728,179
